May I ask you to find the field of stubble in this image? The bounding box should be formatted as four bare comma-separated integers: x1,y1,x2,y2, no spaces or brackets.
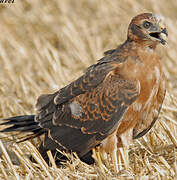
0,0,176,179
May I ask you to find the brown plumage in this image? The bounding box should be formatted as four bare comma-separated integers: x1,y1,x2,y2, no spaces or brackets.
99,13,167,170
0,13,167,171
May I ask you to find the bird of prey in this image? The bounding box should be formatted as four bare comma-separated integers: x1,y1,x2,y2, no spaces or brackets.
0,13,167,172
99,13,167,169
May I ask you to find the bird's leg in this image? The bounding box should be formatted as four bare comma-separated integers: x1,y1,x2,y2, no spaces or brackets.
108,132,119,173
99,131,119,173
119,129,133,169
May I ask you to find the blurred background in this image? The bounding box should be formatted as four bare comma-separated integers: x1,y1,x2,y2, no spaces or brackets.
0,0,176,179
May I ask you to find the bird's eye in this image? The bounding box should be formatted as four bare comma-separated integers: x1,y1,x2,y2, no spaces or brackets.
143,21,151,29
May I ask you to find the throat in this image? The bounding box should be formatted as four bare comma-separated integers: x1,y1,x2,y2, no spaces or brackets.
132,39,157,50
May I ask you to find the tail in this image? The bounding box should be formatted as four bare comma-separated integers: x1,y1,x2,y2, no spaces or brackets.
0,115,45,142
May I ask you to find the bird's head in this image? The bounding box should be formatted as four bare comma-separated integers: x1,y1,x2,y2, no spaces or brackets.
128,13,168,46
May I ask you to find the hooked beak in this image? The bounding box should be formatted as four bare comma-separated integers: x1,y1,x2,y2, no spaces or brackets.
161,28,168,36
149,26,168,45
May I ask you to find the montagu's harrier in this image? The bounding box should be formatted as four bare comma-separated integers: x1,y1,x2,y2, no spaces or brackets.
0,13,167,172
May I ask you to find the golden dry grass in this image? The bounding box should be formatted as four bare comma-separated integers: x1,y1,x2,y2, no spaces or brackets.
0,0,176,179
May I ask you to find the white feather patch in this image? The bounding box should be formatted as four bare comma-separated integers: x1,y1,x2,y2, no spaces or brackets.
69,101,82,117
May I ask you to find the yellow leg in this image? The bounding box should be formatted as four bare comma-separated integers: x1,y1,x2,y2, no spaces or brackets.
119,129,132,169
